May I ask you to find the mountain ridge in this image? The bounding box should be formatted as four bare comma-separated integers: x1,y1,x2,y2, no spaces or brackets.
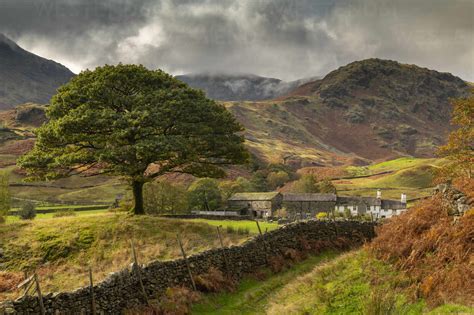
176,73,319,101
0,36,469,167
0,33,74,109
226,58,470,166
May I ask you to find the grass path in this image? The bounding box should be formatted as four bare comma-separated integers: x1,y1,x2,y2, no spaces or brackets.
192,251,341,315
192,249,473,315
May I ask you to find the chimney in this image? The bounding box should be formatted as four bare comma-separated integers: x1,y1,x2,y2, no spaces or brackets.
376,189,382,199
401,193,407,204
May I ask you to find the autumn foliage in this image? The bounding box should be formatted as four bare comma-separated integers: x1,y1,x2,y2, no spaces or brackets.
437,89,474,180
371,91,474,306
370,194,473,306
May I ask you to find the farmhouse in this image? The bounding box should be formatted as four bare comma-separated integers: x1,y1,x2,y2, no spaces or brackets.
227,192,283,218
226,189,407,219
336,191,407,218
283,193,337,217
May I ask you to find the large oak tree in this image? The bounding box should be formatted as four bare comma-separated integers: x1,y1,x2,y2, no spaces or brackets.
18,64,248,214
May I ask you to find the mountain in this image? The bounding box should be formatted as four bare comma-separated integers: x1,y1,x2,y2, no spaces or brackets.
227,59,470,166
176,73,318,101
0,34,74,109
0,50,469,169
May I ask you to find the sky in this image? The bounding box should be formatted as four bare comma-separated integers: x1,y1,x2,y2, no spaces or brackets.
0,0,473,81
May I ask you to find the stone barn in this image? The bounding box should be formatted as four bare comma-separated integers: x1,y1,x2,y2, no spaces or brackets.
227,192,283,218
283,193,337,218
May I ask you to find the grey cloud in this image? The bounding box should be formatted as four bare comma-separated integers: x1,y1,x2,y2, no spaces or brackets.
0,0,472,80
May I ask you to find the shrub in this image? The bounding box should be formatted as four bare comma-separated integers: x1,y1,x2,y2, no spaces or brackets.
18,202,36,220
274,207,288,218
226,226,235,234
0,272,23,293
195,267,235,293
268,255,288,273
236,227,250,235
156,286,200,315
53,209,76,218
267,171,290,190
316,212,328,220
114,197,133,212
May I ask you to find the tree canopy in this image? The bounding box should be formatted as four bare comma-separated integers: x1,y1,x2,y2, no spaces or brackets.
437,90,474,180
291,174,336,194
143,181,188,214
187,178,222,211
18,64,248,214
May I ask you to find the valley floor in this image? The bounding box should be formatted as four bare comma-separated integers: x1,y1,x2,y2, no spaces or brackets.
192,250,473,315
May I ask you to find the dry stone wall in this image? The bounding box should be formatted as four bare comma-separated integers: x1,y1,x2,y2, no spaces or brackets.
0,220,375,315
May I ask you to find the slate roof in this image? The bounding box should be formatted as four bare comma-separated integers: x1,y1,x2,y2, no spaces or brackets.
381,199,406,210
337,196,382,206
283,193,337,202
228,192,281,201
337,196,406,209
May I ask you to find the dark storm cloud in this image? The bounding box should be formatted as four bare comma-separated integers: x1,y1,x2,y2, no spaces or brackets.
0,0,472,80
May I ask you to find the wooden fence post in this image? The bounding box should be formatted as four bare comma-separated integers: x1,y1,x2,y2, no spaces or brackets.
216,226,230,274
89,267,97,315
177,234,197,291
255,220,263,235
33,273,45,315
130,240,150,305
17,274,34,299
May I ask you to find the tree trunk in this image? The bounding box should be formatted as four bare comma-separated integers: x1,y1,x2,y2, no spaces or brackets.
132,180,145,215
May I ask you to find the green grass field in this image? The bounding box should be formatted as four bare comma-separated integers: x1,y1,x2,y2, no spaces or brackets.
192,249,473,314
367,157,441,173
5,209,109,223
335,157,444,200
190,219,279,235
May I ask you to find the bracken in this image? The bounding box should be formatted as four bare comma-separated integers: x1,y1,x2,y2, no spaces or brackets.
370,193,474,306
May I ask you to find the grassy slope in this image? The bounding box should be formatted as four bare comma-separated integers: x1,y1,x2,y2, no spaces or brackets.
0,110,127,205
334,157,444,200
192,250,473,315
5,209,109,223
0,215,261,300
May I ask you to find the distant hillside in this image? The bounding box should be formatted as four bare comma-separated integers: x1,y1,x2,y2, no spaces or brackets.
0,53,470,169
0,34,74,110
228,59,470,166
176,73,317,101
